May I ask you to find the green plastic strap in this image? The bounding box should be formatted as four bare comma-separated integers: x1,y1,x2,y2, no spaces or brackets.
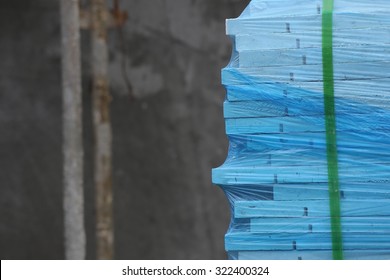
322,0,344,260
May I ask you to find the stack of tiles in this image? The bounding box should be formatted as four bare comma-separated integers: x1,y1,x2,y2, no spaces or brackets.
212,0,390,260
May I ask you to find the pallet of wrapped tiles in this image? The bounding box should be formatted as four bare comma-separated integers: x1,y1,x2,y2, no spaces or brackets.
212,0,390,260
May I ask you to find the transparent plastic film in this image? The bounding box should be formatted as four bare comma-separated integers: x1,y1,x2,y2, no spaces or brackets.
212,0,390,260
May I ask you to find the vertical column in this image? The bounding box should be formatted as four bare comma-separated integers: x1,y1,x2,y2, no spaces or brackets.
60,0,86,260
90,0,114,260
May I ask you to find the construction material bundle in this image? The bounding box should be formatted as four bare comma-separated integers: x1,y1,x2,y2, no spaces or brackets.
212,0,390,260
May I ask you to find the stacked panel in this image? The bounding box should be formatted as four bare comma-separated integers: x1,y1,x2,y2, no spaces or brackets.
212,0,390,260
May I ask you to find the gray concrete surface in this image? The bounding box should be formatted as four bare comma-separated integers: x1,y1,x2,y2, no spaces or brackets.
0,0,250,259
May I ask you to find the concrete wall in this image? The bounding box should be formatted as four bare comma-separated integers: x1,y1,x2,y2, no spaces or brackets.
0,0,249,259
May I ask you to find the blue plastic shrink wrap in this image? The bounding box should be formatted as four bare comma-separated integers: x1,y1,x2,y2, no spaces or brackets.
212,0,390,260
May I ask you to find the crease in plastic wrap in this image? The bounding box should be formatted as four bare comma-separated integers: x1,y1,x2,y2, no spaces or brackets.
212,0,390,260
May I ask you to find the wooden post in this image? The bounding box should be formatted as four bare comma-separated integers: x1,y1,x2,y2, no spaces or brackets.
90,0,114,260
60,0,86,260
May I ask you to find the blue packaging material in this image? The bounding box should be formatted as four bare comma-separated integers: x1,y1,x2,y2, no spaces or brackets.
212,0,390,260
232,250,390,260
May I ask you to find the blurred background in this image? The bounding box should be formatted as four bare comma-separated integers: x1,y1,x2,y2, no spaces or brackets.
0,0,250,259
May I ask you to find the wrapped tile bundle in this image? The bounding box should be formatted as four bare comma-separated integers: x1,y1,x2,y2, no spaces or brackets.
212,0,390,260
